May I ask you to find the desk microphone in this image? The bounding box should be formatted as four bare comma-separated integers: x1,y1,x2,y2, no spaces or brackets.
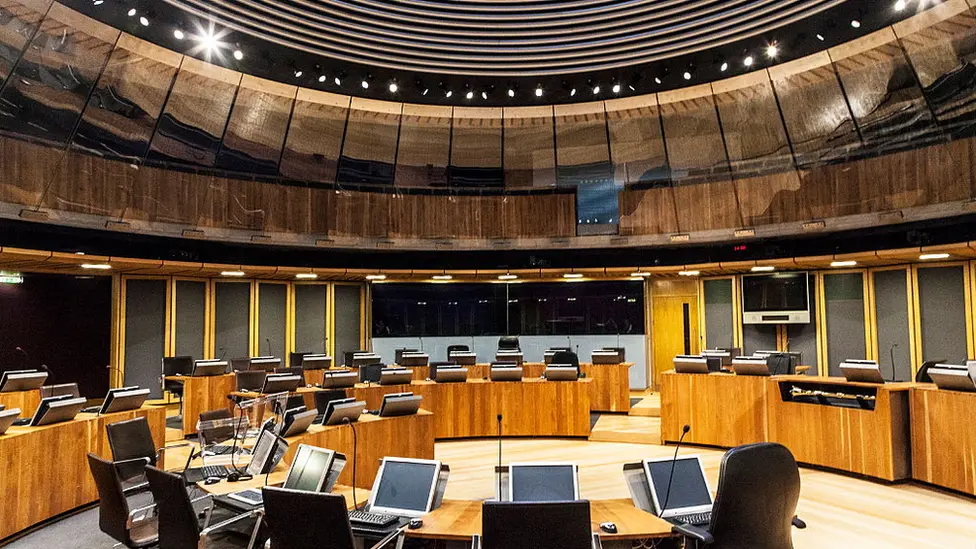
661,424,690,516
419,336,425,352
497,413,503,500
266,338,273,358
14,346,30,369
343,416,360,510
218,347,227,361
889,344,898,382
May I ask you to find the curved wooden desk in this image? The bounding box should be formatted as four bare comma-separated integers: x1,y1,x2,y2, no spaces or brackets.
0,406,167,542
910,384,976,496
164,373,236,435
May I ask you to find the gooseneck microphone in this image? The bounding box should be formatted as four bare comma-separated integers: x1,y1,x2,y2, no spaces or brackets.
266,338,273,357
889,343,898,382
14,346,30,368
662,424,691,515
343,416,360,509
497,413,503,500
218,347,227,361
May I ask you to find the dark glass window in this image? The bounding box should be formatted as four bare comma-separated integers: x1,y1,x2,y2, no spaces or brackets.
372,281,644,337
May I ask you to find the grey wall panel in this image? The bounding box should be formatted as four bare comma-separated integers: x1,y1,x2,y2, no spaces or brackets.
786,275,818,375
824,273,866,376
742,324,776,355
918,266,968,364
215,282,251,359
703,279,733,349
873,270,913,381
335,285,363,363
295,285,328,354
258,284,287,359
174,280,206,359
124,279,167,398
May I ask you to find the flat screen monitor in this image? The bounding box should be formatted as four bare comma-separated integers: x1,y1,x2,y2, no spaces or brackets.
0,370,48,392
742,272,810,324
250,358,282,372
284,444,337,492
30,396,87,426
245,428,288,476
434,366,468,383
321,370,357,388
192,361,228,376
673,356,710,374
731,358,770,376
379,368,413,385
162,356,193,376
369,457,441,517
320,397,354,424
379,393,422,417
928,366,976,392
840,360,885,384
643,455,714,518
300,355,332,370
261,374,302,394
545,366,579,381
323,400,366,425
100,387,150,414
0,408,20,435
279,409,317,437
449,351,477,365
509,463,579,502
490,365,523,382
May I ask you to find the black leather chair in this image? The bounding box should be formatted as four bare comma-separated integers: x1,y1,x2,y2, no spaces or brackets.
106,417,164,493
497,336,520,351
550,350,581,377
359,363,384,383
446,345,469,361
481,500,598,549
672,443,806,549
145,465,262,549
87,453,158,548
40,382,80,399
262,487,399,549
162,356,192,411
313,389,350,414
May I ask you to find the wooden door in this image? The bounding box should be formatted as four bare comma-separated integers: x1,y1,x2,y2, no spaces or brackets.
650,280,700,389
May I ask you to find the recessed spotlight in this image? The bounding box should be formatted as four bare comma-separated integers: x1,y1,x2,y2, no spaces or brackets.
465,90,474,99
612,83,621,93
173,29,184,40
683,71,691,80
654,77,662,84
365,274,387,281
361,80,369,89
295,273,318,280
127,8,136,16
139,16,149,26
630,271,651,278
433,274,453,280
744,56,754,67
751,266,775,272
816,33,825,41
334,77,341,86
422,88,429,95
481,91,487,100
93,0,103,5
318,75,326,83
851,19,861,28
508,89,515,97
81,263,111,270
894,0,906,11
564,273,584,279
766,44,778,58
294,70,303,78
389,82,398,93
233,49,243,60
499,274,518,281
592,85,601,94
830,260,857,268
220,270,246,277
446,90,453,98
570,88,576,96
720,62,729,72
535,87,543,97
919,253,950,260
679,270,701,277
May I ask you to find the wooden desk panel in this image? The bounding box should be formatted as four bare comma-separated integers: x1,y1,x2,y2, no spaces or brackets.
581,362,633,413
405,499,673,542
766,376,911,481
282,412,434,489
0,389,41,416
0,406,166,541
660,371,767,447
911,385,976,496
167,374,236,435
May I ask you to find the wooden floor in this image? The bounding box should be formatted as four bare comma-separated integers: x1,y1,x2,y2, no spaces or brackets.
629,391,660,417
435,437,976,549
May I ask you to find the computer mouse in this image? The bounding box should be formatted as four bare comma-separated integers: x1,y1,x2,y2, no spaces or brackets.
204,477,221,485
408,518,423,530
599,522,617,534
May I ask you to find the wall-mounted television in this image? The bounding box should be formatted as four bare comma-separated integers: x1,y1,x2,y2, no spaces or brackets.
742,272,810,324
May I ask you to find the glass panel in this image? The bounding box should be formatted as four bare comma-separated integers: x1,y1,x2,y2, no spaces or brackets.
0,0,54,86
279,89,347,183
0,3,118,144
148,56,241,166
713,74,794,178
554,101,610,185
73,35,180,159
450,107,502,187
606,96,669,187
503,105,555,188
337,97,399,185
395,104,451,187
216,75,295,176
659,85,731,184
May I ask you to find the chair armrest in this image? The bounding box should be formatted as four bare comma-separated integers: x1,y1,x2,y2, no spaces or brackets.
792,516,807,529
470,534,481,549
113,457,152,467
200,508,263,538
672,523,714,545
367,526,407,549
126,503,157,528
591,533,603,549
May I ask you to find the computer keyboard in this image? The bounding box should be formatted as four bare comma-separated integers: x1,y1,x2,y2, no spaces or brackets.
227,489,264,506
348,509,399,528
192,465,234,478
670,511,711,527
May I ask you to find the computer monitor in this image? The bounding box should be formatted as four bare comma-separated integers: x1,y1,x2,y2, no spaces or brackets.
545,366,579,381
591,349,623,364
283,444,340,492
379,368,413,385
30,396,87,426
192,361,228,377
701,350,733,367
399,352,429,367
643,455,714,519
379,393,423,417
300,355,332,370
544,348,571,364
321,370,357,388
0,370,48,392
279,408,318,437
99,387,150,414
490,364,523,382
509,463,579,502
0,408,20,435
250,358,282,372
261,374,302,394
731,357,770,376
840,360,885,383
368,457,442,517
433,366,468,383
448,351,477,366
245,428,288,476
673,355,710,374
162,356,193,376
495,350,524,365
928,366,976,392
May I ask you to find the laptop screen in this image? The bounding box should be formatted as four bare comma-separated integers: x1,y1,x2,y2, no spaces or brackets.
372,460,439,513
646,457,712,511
283,445,334,492
510,464,577,502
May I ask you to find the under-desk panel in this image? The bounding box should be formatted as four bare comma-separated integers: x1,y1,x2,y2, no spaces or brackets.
660,371,768,448
911,385,976,495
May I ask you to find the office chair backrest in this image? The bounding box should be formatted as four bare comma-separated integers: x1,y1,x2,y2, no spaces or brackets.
87,453,133,544
446,345,469,361
498,336,520,351
198,409,235,446
40,383,80,399
236,370,267,392
482,500,592,549
144,466,201,549
313,389,350,414
106,417,157,482
359,363,383,383
285,395,306,411
708,443,800,549
551,351,581,375
262,487,356,549
766,354,795,376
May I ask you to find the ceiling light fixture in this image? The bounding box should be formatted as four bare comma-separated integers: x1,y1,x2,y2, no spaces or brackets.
564,273,584,279
654,77,662,84
361,80,369,89
919,253,950,260
744,56,754,67
294,70,303,78
570,88,577,96
851,19,861,28
433,274,453,280
334,77,341,85
295,273,318,280
816,33,825,41
679,270,701,276
592,85,600,94
630,271,651,278
81,263,111,270
751,266,775,272
535,87,543,97
365,274,387,281
508,89,515,97
683,71,691,80
499,274,518,280
173,29,184,40
220,270,245,277
127,8,136,16
830,260,857,268
894,0,906,10
446,90,453,97
766,44,778,58
720,62,729,72
612,83,621,93
389,82,398,93
233,49,243,60
482,91,488,100
318,75,326,83
465,90,474,99
139,16,149,26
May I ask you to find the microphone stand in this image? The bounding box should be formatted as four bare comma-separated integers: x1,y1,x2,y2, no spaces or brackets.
343,417,359,510
662,425,690,515
497,413,503,501
889,344,898,382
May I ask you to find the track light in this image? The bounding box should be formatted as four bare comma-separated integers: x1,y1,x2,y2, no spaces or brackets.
389,82,398,92
465,90,473,99
508,89,515,97
612,83,621,93
851,20,860,28
535,87,543,97
361,80,369,89
766,44,778,58
592,85,600,94
720,62,728,72
233,49,243,60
